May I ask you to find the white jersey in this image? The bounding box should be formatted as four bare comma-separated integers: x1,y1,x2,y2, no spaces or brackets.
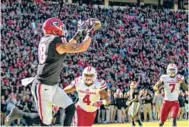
70,77,107,112
160,74,184,101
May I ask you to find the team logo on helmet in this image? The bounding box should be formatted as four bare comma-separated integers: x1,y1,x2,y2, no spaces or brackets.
51,21,59,26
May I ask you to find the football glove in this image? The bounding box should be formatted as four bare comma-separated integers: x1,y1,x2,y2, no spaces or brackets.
92,100,103,108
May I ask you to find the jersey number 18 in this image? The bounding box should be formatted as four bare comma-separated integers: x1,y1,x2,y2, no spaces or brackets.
38,43,47,64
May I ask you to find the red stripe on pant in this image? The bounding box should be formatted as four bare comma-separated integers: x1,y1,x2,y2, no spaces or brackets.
37,83,43,121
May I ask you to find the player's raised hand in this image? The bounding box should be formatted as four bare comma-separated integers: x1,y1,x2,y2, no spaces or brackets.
71,20,88,42
77,20,88,32
85,18,101,33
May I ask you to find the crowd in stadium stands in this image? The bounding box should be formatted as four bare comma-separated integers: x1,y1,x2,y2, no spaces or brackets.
1,0,188,126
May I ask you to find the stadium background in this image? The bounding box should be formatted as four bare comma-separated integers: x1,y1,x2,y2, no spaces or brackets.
1,0,188,126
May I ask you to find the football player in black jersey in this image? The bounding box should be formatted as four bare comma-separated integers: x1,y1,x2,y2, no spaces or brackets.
127,81,142,127
6,17,101,126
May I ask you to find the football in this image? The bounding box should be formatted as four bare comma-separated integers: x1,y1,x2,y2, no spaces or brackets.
86,18,101,31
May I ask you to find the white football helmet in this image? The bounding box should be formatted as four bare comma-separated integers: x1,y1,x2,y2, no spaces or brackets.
166,63,178,77
82,66,97,84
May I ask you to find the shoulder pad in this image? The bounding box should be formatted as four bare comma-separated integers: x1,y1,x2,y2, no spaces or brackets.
71,76,82,86
160,74,168,82
99,80,107,91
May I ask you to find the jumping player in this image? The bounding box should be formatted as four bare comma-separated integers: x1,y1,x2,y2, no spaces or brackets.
154,63,188,127
6,17,101,126
127,81,142,127
64,66,110,126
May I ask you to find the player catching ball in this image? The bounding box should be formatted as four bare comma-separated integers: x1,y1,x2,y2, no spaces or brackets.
6,18,101,126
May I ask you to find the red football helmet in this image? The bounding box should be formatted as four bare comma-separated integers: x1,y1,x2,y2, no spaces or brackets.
42,17,65,36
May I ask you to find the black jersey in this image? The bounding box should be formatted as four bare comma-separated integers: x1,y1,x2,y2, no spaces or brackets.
36,35,66,85
128,89,139,102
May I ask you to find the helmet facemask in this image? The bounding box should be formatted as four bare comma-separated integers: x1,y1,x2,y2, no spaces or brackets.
168,68,176,77
54,24,67,36
84,73,95,85
167,64,177,77
82,66,97,86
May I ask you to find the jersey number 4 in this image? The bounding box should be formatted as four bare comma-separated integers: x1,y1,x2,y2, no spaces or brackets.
83,95,91,105
169,83,176,93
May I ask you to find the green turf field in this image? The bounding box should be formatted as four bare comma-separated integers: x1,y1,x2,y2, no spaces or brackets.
93,120,189,127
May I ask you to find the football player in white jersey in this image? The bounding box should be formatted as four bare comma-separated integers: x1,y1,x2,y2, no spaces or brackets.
64,66,110,126
153,63,188,127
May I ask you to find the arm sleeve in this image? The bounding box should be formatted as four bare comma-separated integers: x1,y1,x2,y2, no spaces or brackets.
53,36,63,45
160,75,164,82
99,80,107,91
52,37,63,50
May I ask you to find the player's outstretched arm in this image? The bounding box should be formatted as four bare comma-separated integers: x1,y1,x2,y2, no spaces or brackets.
177,75,188,91
99,90,111,105
56,35,92,54
92,90,110,107
181,81,188,91
64,85,76,93
153,80,164,91
56,19,101,54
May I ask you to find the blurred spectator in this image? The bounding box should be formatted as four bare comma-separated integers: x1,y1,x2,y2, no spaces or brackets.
141,90,153,121
116,92,126,123
1,96,7,125
1,1,188,90
184,91,189,119
153,90,163,120
105,89,116,123
97,104,106,123
5,93,17,126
